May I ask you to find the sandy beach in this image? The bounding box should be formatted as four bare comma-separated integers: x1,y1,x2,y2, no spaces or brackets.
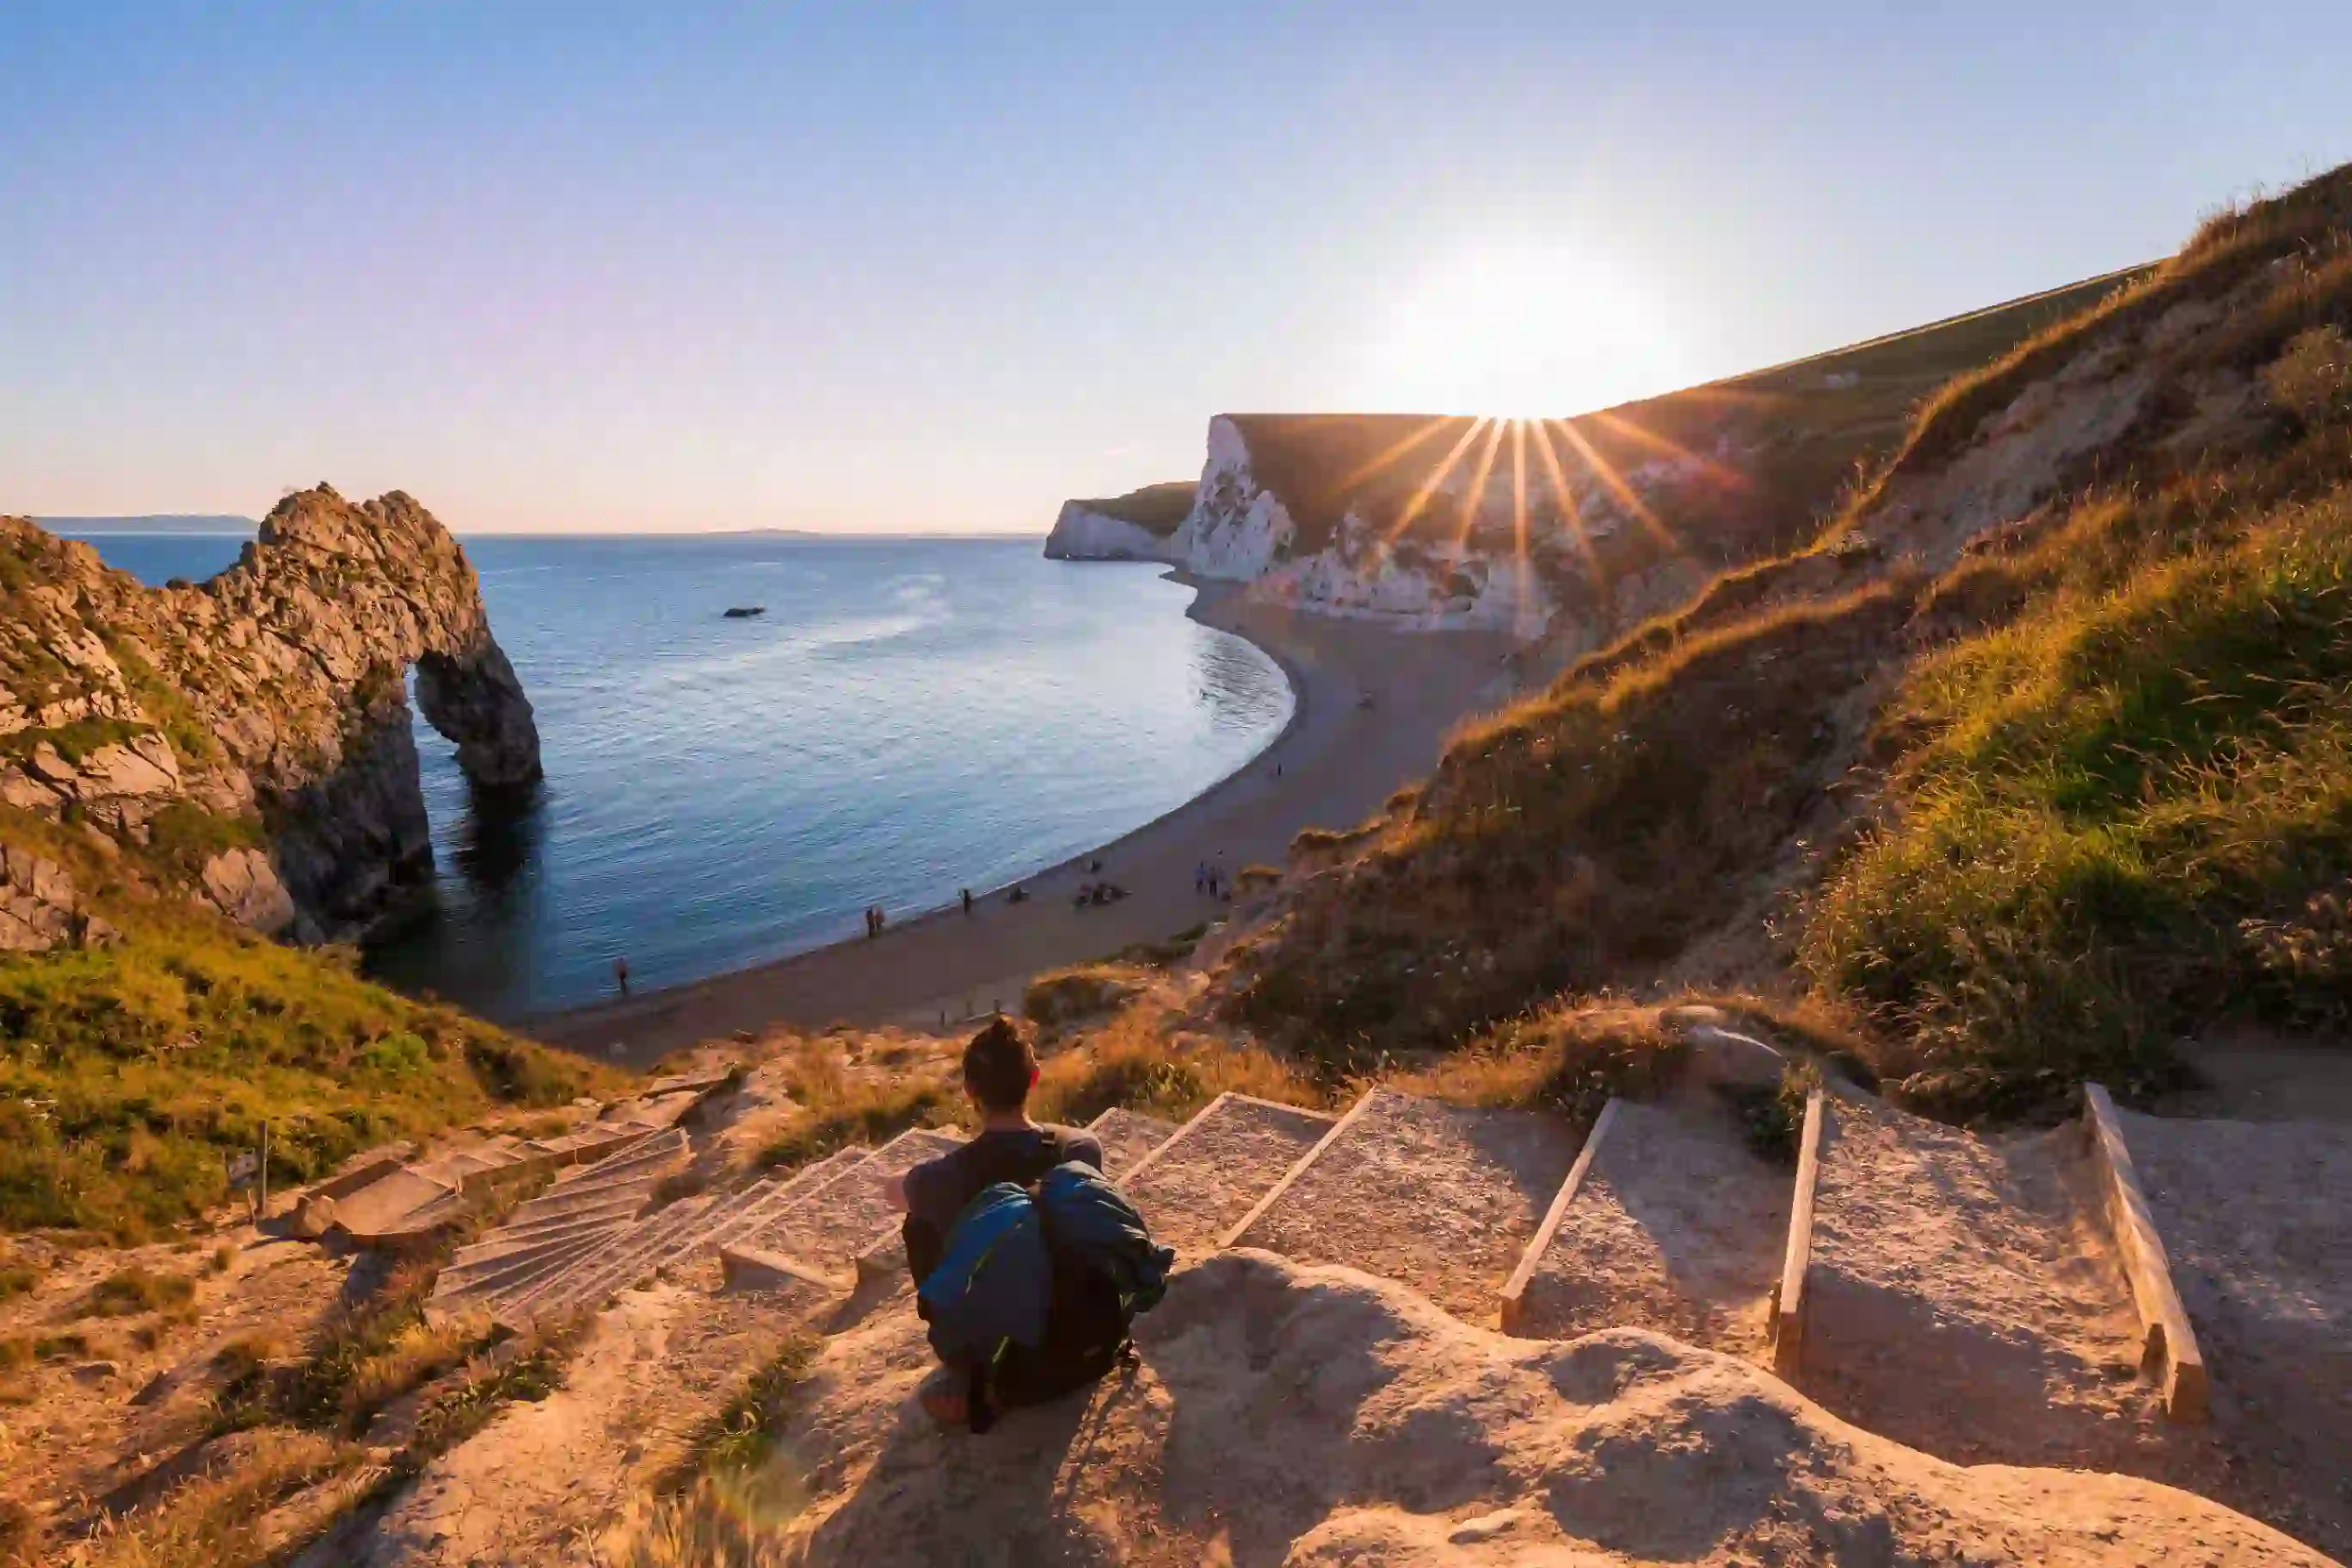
530,577,1531,1065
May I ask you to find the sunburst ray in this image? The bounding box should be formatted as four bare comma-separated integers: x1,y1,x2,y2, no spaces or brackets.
1549,416,1685,556
1387,417,1492,544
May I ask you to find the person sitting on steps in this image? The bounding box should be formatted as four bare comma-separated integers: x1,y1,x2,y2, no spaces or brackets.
884,1015,1105,1428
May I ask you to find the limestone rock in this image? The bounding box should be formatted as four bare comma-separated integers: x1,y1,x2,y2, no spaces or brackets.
200,848,299,936
0,845,82,951
0,488,542,941
292,1193,339,1240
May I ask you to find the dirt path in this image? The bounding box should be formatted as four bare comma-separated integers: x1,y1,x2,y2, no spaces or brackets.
2119,1110,2352,1561
1510,1093,1789,1355
1802,1098,2169,1467
1120,1094,1335,1259
1229,1089,1576,1322
343,1275,829,1567
736,1250,2327,1566
530,582,1528,1064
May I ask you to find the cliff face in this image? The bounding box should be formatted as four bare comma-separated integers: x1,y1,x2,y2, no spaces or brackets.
1042,501,1182,563
0,485,539,945
1042,480,1196,563
1062,269,2144,643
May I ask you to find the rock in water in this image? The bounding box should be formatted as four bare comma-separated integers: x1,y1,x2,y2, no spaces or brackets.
0,485,541,942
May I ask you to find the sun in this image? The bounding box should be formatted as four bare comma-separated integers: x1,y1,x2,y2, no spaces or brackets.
1363,242,1685,419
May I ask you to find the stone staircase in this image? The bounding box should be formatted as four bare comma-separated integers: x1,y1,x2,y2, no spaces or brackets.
385,1069,2352,1560
427,1129,691,1320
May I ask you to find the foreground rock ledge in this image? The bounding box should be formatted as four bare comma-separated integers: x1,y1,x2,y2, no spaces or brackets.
639,1252,2322,1565
0,485,539,939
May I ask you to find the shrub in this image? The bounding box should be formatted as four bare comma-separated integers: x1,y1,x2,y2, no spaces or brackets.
2264,324,2352,422
1031,1011,1320,1127
755,1037,957,1170
85,1266,195,1319
1391,1001,1687,1125
1022,964,1146,1029
1224,585,1909,1070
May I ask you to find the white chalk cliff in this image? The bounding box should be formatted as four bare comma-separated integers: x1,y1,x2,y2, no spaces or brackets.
1042,501,1180,563
1129,414,1724,638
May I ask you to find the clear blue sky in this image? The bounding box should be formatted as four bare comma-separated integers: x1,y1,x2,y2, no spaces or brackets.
5,3,2347,534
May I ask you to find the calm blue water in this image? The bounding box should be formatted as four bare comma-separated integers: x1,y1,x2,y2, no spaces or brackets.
58,531,1292,1014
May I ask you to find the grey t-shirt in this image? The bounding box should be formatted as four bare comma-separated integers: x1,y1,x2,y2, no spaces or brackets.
902,1124,1104,1239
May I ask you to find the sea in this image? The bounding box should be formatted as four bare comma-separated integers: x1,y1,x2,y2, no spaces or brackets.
52,530,1293,1016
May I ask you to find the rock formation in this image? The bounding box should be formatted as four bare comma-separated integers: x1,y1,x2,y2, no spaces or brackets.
1051,270,2140,644
0,485,539,944
1041,480,1195,563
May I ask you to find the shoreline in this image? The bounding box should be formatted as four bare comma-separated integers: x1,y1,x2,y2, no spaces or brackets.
527,575,1530,1066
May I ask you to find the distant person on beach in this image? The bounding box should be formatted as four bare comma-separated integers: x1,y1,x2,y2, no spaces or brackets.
614,956,630,998
1008,885,1028,904
960,888,973,915
1195,860,1207,895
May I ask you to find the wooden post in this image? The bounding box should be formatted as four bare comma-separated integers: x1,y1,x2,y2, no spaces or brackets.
2082,1084,2208,1422
1499,1098,1622,1333
1218,1090,1378,1251
1770,1088,1826,1380
258,1121,270,1222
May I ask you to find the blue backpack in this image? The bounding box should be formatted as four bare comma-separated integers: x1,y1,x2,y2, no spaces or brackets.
918,1161,1174,1430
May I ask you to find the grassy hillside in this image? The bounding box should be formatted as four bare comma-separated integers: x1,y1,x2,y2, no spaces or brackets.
1219,266,2146,568
1070,480,1197,536
0,815,606,1239
1216,163,2352,1119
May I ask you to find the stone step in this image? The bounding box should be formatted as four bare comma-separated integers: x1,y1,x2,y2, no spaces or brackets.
501,1132,687,1223
533,1147,884,1319
1223,1088,1579,1322
503,1176,668,1228
432,1226,627,1315
1500,1094,1789,1351
446,1202,650,1264
709,1147,871,1248
522,1122,664,1168
412,1147,524,1188
329,1167,462,1242
2108,1107,2352,1547
1795,1095,2151,1466
439,1223,626,1294
736,1127,964,1282
517,1193,728,1318
1085,1107,1183,1177
1118,1092,1337,1259
552,1126,689,1184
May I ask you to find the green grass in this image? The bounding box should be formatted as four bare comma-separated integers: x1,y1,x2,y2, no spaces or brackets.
1802,483,2352,1116
671,1334,822,1486
0,921,604,1238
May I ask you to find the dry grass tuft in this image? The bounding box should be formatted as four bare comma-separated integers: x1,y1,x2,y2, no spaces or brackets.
71,1428,364,1568
1022,963,1150,1030
1031,1005,1323,1127
1221,583,1908,1071
755,1035,959,1170
1390,1000,1686,1126
83,1265,195,1319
